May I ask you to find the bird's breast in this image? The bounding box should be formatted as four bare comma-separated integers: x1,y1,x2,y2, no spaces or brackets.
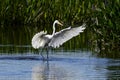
44,35,52,39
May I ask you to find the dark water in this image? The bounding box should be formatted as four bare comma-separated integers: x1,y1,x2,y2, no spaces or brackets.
0,45,119,80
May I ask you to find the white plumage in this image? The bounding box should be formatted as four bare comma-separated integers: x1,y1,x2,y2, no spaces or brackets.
32,20,86,49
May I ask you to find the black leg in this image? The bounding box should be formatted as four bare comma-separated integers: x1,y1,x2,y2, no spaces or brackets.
39,48,45,60
46,48,49,60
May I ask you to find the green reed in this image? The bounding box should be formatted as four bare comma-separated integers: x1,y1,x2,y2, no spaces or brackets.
0,0,120,55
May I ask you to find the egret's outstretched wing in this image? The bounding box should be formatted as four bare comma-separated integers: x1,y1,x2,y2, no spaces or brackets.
49,24,86,48
32,31,47,49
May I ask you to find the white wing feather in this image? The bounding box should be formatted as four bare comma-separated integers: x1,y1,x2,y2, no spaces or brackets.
32,31,48,49
48,24,86,48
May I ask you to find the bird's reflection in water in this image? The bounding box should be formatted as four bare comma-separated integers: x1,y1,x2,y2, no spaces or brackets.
32,61,68,80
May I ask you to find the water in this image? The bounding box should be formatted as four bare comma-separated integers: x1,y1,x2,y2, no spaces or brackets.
0,26,119,80
0,46,119,80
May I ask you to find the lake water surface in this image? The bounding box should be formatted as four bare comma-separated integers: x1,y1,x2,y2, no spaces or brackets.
0,45,119,80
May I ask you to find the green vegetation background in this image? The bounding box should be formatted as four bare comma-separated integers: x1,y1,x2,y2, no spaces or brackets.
0,0,120,57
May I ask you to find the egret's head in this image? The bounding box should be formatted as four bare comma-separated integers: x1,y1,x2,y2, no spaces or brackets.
54,20,63,26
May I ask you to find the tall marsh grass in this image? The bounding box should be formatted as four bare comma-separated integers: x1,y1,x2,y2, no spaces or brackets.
0,0,120,54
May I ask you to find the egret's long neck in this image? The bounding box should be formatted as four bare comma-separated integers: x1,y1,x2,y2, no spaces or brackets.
52,22,56,36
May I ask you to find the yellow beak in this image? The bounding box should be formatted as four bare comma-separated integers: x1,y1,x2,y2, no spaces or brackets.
58,21,63,26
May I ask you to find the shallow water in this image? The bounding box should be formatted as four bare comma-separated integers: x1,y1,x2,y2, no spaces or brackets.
0,48,120,80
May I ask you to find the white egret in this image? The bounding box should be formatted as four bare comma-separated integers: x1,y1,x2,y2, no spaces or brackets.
32,20,86,60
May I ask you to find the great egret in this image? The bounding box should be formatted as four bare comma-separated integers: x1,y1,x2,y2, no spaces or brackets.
32,20,86,60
